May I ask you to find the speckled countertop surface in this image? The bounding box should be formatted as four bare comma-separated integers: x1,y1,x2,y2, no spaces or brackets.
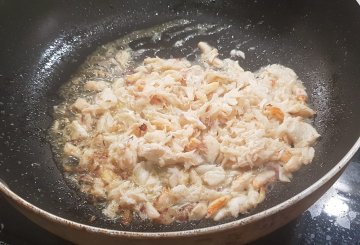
252,150,360,245
0,150,358,245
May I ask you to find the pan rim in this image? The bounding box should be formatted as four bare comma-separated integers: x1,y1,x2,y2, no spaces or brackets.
0,137,359,238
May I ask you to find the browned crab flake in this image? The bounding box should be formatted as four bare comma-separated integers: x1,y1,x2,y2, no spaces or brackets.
150,95,162,105
184,137,203,152
271,79,276,87
297,95,308,102
207,196,230,217
263,104,284,123
139,123,147,132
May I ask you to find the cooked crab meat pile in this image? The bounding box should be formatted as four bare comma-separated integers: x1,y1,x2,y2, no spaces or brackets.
54,42,320,224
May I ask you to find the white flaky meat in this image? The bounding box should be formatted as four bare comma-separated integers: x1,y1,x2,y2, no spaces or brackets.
279,117,320,147
95,88,118,107
189,202,208,220
68,120,88,140
56,41,319,225
63,142,81,157
203,134,220,163
115,49,131,69
137,143,167,162
84,80,107,91
72,98,90,111
199,165,226,187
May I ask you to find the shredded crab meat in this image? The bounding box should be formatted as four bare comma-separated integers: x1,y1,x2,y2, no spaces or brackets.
53,42,319,224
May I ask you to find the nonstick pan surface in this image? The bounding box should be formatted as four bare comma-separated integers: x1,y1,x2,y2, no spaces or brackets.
0,0,359,234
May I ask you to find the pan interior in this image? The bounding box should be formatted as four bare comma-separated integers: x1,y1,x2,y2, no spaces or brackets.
0,0,359,232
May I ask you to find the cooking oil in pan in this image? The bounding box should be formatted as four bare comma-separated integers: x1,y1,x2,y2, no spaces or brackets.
48,19,233,224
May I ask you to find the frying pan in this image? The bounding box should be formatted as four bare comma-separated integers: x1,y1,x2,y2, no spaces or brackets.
0,0,359,244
